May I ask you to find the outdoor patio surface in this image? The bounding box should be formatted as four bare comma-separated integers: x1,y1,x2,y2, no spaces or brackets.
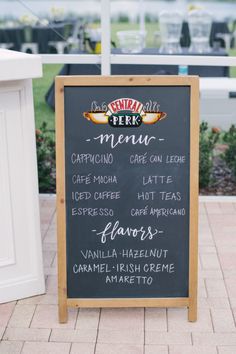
0,196,236,354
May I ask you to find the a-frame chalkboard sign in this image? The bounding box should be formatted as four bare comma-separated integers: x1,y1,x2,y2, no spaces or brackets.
56,76,199,323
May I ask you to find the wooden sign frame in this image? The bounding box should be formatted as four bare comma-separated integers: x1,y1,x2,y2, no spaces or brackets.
56,75,199,323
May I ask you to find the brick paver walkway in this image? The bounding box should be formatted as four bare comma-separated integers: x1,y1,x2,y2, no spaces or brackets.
0,196,236,354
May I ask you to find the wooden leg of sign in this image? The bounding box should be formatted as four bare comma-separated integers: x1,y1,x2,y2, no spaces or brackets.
188,298,197,322
58,297,68,323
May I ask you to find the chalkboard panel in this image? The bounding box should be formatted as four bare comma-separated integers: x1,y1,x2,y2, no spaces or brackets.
56,76,199,323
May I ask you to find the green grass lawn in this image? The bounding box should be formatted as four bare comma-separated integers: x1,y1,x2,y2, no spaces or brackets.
33,23,236,133
33,64,62,131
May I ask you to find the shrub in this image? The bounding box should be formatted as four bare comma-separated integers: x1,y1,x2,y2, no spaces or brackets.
222,124,236,178
199,122,220,188
36,122,56,193
117,13,130,23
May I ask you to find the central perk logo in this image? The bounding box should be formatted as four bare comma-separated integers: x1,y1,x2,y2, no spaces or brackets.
83,98,167,127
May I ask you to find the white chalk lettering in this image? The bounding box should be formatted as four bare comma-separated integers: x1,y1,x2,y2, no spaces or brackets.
143,263,175,273
80,249,117,260
105,275,153,285
116,263,141,273
137,192,155,200
159,191,181,201
72,174,117,185
121,249,168,259
94,191,120,200
166,155,186,164
92,220,164,244
93,134,156,149
149,154,163,163
149,207,186,218
71,153,113,164
71,208,114,217
73,263,111,273
131,205,148,216
142,175,173,185
129,153,148,164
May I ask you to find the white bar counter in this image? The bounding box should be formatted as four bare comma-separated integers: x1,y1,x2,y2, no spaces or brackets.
200,78,236,129
0,49,45,303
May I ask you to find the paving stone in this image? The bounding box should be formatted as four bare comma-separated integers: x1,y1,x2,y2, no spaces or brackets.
96,343,143,354
44,266,57,276
45,275,57,294
18,294,57,305
232,308,236,323
17,296,43,305
21,341,71,354
43,250,56,267
0,302,16,326
40,217,54,227
193,333,236,346
230,298,236,308
217,246,236,253
218,250,236,271
208,214,236,226
215,233,236,247
206,203,222,214
199,246,217,254
37,294,58,305
144,345,168,354
52,254,57,268
219,203,236,213
211,309,236,332
0,341,23,354
43,242,57,251
145,332,191,345
205,279,228,297
39,197,45,207
167,308,213,332
3,327,50,341
223,270,236,279
198,230,214,246
76,308,100,330
31,305,77,329
198,278,208,298
99,308,144,331
217,346,236,354
199,269,223,280
0,327,5,339
145,308,167,331
169,345,217,354
200,253,221,270
97,329,143,344
201,222,212,232
199,215,209,226
50,328,97,342
198,297,230,309
43,231,57,244
71,343,95,354
225,278,236,298
8,305,36,328
199,203,206,215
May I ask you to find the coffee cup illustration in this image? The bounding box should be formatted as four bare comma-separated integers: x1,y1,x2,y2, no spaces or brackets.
142,111,167,124
83,111,108,124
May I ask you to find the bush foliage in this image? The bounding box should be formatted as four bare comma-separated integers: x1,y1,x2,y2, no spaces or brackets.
36,122,56,193
223,124,236,179
199,122,220,188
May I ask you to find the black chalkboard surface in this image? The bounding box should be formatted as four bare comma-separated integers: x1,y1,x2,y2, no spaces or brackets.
56,76,199,323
